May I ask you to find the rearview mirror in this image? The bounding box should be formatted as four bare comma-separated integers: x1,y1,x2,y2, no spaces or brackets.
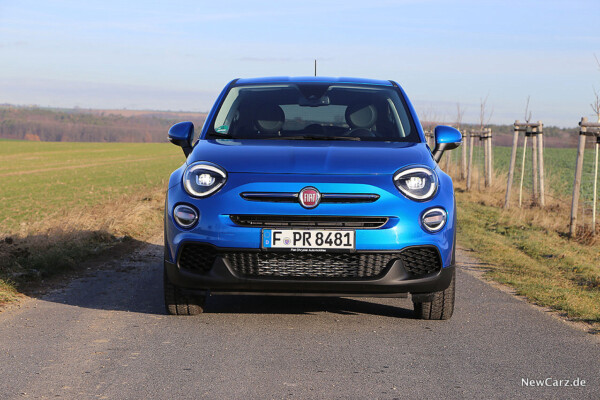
298,95,330,107
168,121,195,157
432,125,462,163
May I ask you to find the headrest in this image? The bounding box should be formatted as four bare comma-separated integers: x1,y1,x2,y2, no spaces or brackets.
345,104,377,129
255,104,284,133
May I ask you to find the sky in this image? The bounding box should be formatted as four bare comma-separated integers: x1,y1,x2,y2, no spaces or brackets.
0,0,599,127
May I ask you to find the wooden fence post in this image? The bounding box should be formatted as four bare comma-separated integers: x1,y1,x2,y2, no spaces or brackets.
570,118,588,237
467,131,475,191
487,128,493,186
425,130,433,148
483,132,489,188
461,131,468,180
531,127,539,204
519,132,528,208
504,121,520,209
594,137,599,235
538,122,545,207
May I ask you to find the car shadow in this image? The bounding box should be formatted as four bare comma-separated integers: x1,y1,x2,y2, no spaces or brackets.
5,234,416,319
203,294,415,319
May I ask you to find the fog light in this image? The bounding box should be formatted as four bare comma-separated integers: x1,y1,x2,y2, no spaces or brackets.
422,208,447,232
173,204,199,228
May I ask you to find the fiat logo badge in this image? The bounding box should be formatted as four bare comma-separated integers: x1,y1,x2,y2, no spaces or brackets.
298,187,321,209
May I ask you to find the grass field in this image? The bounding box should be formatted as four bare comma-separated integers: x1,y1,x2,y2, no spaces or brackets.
454,184,600,326
0,141,183,232
0,141,185,304
445,143,598,209
444,144,599,328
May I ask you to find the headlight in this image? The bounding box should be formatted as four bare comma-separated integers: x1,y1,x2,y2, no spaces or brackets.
183,162,227,198
393,166,438,201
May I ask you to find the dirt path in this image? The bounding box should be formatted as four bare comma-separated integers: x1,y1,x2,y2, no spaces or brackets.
0,239,598,399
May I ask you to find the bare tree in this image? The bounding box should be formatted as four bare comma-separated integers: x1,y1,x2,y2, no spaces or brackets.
479,95,494,189
455,102,465,131
421,105,441,148
456,103,467,179
524,95,532,123
592,89,600,122
479,94,494,130
592,55,600,122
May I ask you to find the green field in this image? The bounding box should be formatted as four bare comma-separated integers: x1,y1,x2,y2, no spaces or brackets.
0,141,184,233
445,143,598,205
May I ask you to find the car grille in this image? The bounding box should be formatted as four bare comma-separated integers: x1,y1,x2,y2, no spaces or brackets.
240,192,379,203
229,215,388,229
225,252,394,279
177,244,442,279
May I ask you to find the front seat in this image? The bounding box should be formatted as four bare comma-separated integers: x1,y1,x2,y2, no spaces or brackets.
345,104,378,137
254,104,285,135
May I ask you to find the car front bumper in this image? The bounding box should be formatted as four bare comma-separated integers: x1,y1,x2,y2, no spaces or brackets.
165,251,455,296
164,171,456,296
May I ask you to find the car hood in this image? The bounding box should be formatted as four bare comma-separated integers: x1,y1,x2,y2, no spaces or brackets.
189,139,434,175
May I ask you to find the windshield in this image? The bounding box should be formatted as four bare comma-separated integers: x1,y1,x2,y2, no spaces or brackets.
209,83,419,142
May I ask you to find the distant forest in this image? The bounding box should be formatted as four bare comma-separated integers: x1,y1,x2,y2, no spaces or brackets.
421,121,580,148
0,105,581,147
0,106,207,143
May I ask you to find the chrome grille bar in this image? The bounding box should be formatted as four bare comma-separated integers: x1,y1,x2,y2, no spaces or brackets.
240,192,379,203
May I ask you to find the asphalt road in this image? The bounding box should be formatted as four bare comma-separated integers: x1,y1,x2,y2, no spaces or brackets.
0,237,598,400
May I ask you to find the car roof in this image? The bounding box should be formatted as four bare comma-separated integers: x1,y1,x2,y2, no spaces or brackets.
234,76,395,87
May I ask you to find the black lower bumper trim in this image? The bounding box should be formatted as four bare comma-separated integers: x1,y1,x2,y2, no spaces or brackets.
177,243,443,280
165,256,455,296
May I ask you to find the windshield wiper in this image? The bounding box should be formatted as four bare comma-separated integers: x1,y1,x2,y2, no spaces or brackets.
268,135,361,141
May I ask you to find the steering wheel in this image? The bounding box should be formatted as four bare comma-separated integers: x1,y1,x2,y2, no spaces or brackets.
304,124,326,135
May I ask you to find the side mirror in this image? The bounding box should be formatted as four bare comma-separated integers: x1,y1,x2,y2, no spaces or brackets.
432,125,462,163
168,121,195,157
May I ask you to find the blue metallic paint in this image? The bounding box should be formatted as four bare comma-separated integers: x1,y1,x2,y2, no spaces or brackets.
434,125,462,144
165,77,459,294
188,140,434,175
166,169,455,263
168,121,194,144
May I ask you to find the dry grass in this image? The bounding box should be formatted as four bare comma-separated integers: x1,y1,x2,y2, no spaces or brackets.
0,186,166,304
0,141,181,306
443,161,600,329
446,161,598,245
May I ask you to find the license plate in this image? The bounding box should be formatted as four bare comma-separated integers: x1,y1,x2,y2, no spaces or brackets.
262,229,355,251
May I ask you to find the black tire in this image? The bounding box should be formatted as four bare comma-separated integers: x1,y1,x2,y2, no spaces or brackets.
412,269,455,320
163,269,206,316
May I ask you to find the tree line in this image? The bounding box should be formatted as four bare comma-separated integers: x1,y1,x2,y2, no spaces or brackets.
0,105,579,146
0,106,207,143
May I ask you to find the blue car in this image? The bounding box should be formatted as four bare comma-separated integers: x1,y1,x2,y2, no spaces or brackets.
164,77,461,319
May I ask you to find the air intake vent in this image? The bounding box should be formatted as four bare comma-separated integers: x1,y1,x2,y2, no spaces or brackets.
225,252,395,279
177,244,442,279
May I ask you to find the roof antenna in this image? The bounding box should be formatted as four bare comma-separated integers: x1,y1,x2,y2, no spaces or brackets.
314,59,317,76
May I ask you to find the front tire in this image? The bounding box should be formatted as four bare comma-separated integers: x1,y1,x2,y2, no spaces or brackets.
412,269,455,320
164,269,206,315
